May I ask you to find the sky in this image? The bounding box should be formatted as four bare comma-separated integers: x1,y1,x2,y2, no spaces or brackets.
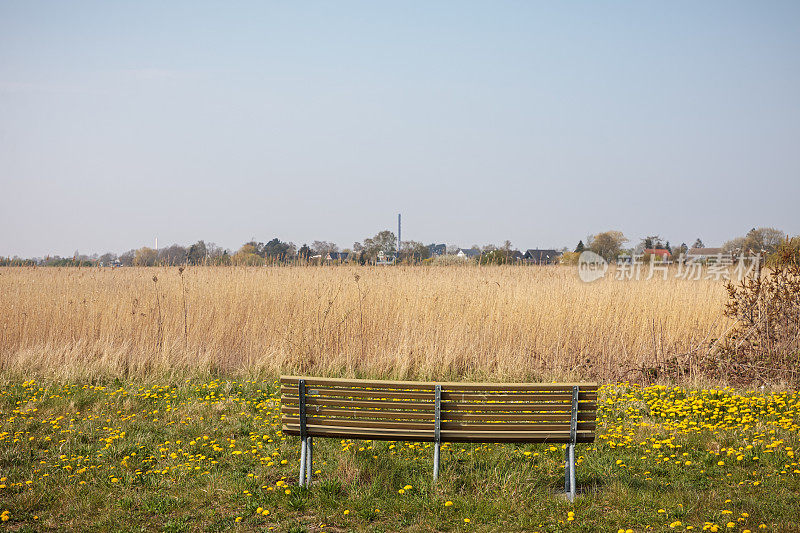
1,1,799,258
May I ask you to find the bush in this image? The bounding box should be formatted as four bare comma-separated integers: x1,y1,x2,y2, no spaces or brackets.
714,237,800,384
560,252,580,265
477,250,507,265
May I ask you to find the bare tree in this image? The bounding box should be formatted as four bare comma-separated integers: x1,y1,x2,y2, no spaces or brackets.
311,241,339,255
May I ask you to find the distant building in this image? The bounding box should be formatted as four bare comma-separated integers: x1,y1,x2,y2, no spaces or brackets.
687,247,724,262
524,249,561,264
508,250,525,262
456,248,482,259
427,243,446,256
376,250,396,265
326,252,349,262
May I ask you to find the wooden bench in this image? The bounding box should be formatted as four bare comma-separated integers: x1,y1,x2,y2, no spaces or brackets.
280,376,597,501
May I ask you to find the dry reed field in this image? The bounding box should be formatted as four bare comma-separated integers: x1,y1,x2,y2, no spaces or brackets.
0,265,730,382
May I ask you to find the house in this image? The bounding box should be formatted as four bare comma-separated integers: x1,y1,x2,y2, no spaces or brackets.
687,247,725,262
427,243,446,256
325,252,349,262
456,248,481,259
643,248,672,262
509,250,525,262
524,249,561,264
376,250,396,265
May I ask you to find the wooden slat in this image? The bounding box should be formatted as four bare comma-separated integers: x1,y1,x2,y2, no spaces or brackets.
282,414,596,432
281,376,435,391
282,423,594,443
282,424,435,440
283,417,431,431
440,392,591,402
282,397,597,411
280,404,596,417
440,401,594,412
443,411,595,422
280,375,598,392
281,408,595,424
442,411,596,422
281,397,434,411
442,383,598,393
445,402,597,413
281,402,596,415
281,406,435,420
441,421,595,431
440,429,595,443
284,390,595,403
282,387,594,403
281,387,433,400
282,415,595,432
282,397,594,413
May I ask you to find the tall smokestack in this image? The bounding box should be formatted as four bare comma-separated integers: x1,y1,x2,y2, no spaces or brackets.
397,213,401,258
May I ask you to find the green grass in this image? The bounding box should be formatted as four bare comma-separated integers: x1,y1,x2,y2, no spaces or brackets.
1,378,798,532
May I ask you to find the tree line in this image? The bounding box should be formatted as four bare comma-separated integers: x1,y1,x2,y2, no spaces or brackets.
562,226,794,264
2,227,796,267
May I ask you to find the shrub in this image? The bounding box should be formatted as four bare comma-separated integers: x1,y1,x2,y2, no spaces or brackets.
715,238,800,384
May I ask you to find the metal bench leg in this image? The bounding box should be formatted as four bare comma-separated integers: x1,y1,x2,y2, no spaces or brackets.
299,437,307,486
433,441,440,481
569,443,576,502
305,436,313,487
567,386,579,502
564,444,571,494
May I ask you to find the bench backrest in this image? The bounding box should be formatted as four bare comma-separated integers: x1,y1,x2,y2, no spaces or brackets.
281,376,597,444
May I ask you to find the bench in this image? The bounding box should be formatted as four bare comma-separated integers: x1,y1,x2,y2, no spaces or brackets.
280,376,597,501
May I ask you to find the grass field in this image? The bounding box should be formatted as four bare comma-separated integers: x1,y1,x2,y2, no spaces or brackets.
1,378,798,532
2,266,797,531
0,265,730,383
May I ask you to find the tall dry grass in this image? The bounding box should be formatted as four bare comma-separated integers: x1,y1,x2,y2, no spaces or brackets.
0,265,730,382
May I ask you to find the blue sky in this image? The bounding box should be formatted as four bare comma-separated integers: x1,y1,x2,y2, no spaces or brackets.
1,1,799,257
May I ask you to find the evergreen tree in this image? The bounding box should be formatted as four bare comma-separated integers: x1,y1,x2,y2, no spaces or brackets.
575,240,585,253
